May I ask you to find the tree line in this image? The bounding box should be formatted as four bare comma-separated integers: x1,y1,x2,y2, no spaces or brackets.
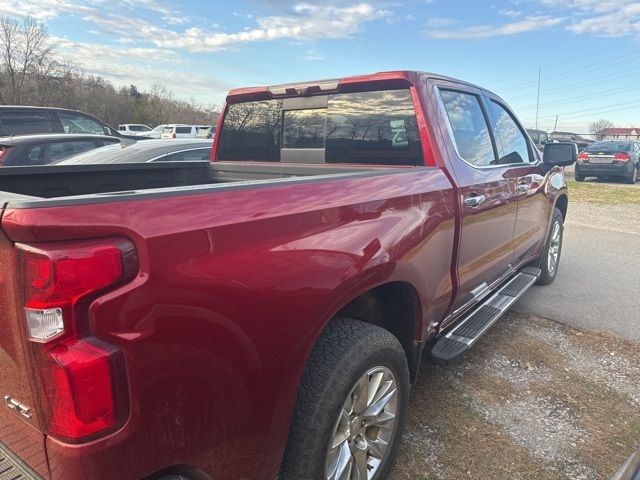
0,15,218,128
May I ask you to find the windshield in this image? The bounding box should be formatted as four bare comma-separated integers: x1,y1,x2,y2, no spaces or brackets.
585,141,631,153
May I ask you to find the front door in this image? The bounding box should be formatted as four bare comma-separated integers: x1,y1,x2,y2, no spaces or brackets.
435,86,519,318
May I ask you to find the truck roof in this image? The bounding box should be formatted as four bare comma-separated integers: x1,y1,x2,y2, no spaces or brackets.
226,70,489,102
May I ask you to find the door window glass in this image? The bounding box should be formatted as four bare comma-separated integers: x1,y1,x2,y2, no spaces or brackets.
58,112,105,135
488,101,531,164
0,111,52,135
439,90,495,167
175,127,192,134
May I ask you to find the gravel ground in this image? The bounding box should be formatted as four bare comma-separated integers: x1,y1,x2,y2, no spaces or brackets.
566,201,640,236
390,313,640,480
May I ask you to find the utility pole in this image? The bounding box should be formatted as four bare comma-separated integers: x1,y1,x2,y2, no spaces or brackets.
553,115,558,133
535,67,541,132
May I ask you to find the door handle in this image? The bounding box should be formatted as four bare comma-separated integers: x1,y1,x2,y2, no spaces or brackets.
464,194,486,208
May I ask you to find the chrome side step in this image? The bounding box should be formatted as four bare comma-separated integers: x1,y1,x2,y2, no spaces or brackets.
430,266,541,364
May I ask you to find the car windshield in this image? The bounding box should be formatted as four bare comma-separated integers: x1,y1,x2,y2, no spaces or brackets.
585,142,631,153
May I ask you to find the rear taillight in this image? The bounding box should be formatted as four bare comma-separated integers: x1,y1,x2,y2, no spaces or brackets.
0,146,12,165
17,238,137,441
614,153,630,161
577,153,588,161
172,132,176,138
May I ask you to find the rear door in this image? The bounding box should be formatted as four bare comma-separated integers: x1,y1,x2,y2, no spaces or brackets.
0,108,56,135
434,85,519,318
484,95,550,266
0,221,49,476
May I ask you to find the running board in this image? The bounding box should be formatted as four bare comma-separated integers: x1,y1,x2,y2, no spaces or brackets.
430,267,541,364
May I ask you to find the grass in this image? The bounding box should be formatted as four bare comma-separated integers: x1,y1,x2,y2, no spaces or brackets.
567,178,640,205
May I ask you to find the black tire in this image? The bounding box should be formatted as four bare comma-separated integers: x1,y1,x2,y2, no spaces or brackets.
624,165,638,184
536,207,564,285
575,174,585,182
281,318,409,480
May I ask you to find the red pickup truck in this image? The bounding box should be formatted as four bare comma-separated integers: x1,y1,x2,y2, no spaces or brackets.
0,71,576,480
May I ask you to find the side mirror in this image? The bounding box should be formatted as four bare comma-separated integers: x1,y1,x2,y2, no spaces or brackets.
543,141,577,167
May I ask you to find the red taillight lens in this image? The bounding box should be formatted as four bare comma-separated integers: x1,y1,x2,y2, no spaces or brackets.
614,153,630,161
577,153,588,161
0,146,12,165
17,238,136,441
42,338,120,438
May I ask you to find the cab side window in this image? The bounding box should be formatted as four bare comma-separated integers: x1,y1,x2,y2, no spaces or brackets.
439,89,496,167
487,100,532,164
58,112,105,135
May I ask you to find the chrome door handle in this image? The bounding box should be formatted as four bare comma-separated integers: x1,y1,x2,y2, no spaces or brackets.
464,194,486,208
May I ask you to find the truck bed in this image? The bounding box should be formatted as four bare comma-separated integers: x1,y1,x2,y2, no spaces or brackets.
0,161,399,206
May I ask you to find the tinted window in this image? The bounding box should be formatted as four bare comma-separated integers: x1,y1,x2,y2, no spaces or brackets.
439,90,495,167
585,141,631,153
0,111,53,135
161,148,212,162
58,112,105,135
118,126,126,131
26,145,45,165
47,140,98,163
283,109,326,148
217,100,282,162
175,127,192,134
129,125,150,132
325,90,422,165
488,101,531,164
217,89,422,165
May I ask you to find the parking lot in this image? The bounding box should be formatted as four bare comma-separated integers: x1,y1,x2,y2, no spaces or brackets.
391,191,640,480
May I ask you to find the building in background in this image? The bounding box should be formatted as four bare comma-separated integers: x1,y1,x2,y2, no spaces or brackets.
600,127,640,140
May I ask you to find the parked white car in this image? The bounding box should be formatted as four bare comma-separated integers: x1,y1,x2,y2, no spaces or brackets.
160,124,208,139
117,124,152,136
137,124,166,139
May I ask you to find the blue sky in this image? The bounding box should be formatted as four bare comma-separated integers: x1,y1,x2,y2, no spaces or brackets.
3,0,640,133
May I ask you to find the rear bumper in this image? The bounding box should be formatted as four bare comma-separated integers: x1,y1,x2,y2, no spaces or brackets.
0,442,42,479
575,162,633,177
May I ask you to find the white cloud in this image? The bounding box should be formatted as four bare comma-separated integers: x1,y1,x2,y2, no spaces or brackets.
425,17,459,28
428,16,564,39
498,9,523,18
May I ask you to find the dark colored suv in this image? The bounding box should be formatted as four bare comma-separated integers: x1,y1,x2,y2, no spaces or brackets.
0,134,121,166
0,106,143,140
576,140,639,183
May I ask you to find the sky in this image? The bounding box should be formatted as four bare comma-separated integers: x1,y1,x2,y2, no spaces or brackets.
2,0,640,133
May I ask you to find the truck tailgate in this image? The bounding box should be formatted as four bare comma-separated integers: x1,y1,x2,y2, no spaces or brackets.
0,213,48,478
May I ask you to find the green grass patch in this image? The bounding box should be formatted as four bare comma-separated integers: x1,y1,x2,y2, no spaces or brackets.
567,179,640,205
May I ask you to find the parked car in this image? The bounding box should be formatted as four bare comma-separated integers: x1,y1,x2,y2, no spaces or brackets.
54,139,212,164
0,71,575,480
160,124,208,139
550,131,593,151
527,128,552,150
576,140,639,183
0,106,149,141
137,124,167,139
117,124,152,136
0,134,121,166
196,125,217,139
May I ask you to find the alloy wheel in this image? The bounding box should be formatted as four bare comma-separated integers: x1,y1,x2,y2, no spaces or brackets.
547,221,561,274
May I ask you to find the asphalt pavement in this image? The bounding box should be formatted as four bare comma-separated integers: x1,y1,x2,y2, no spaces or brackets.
515,209,640,341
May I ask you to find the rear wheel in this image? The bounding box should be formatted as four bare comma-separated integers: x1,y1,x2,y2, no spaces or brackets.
281,319,409,480
625,165,638,184
536,207,564,285
575,174,585,182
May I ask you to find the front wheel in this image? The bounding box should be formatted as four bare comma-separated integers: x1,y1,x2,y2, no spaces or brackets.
281,319,409,480
536,207,564,285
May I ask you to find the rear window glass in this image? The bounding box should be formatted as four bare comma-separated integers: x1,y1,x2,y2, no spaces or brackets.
0,111,53,135
129,125,150,132
217,89,423,165
176,127,192,134
585,142,631,152
47,140,98,163
162,127,174,133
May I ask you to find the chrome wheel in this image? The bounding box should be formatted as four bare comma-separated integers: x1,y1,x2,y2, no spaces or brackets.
547,221,561,274
325,366,398,480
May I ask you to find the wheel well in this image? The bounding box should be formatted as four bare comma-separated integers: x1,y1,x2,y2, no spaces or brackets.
555,194,568,220
335,282,422,381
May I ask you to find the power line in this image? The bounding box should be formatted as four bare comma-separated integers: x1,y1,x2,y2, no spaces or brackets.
515,82,640,112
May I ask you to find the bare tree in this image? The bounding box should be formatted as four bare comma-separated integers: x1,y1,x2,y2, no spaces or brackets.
589,119,614,140
0,16,58,103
